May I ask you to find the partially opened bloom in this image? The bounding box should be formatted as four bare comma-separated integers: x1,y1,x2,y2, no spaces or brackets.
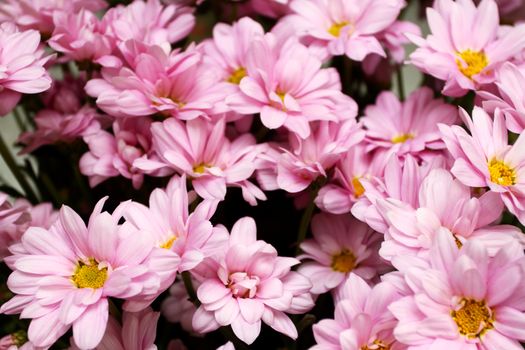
312,274,404,350
297,213,387,295
408,0,525,96
226,34,356,139
69,308,159,350
0,23,52,116
0,198,163,349
479,62,525,133
192,217,314,345
377,168,521,261
0,194,30,261
361,87,458,163
283,0,404,61
439,106,525,224
134,118,266,204
162,279,197,333
390,230,525,349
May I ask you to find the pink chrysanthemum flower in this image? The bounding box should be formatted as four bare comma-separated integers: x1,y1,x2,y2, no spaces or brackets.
86,46,226,119
0,23,52,116
361,87,458,163
283,0,405,61
390,230,525,349
408,0,525,97
0,0,107,34
439,106,525,225
248,0,291,18
297,213,388,295
0,193,30,261
135,118,266,204
479,62,525,133
162,279,197,333
226,34,356,139
0,198,165,349
315,144,384,214
192,217,314,345
352,155,446,234
312,274,404,350
377,168,521,261
14,199,58,230
69,308,159,350
261,119,363,193
80,117,154,189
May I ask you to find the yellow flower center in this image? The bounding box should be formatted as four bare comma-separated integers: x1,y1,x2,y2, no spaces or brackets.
72,258,107,289
328,21,350,37
227,67,247,85
456,50,488,79
488,159,516,186
391,133,414,144
160,235,177,249
352,177,365,198
331,249,356,273
361,340,391,350
193,163,208,174
451,299,494,339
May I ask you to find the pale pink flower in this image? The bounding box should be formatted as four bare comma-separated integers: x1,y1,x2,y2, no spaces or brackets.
298,213,388,295
85,46,226,119
192,217,314,345
361,87,458,162
18,106,101,153
390,230,525,349
312,274,404,350
69,308,159,350
102,0,195,48
80,117,154,189
270,119,363,193
0,23,52,116
315,144,384,214
162,279,197,333
0,193,30,261
14,200,58,229
351,155,446,234
283,0,405,61
134,118,266,205
0,0,107,34
0,198,165,349
479,62,525,133
439,106,525,225
408,0,525,96
225,34,356,139
249,0,291,18
49,9,112,62
378,168,522,261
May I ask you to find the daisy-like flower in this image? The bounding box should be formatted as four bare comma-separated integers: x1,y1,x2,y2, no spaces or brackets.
85,46,226,120
226,34,356,139
297,213,387,295
377,168,521,261
479,62,525,133
0,198,166,349
192,217,314,345
0,23,52,116
390,230,525,349
361,87,458,163
283,0,405,61
134,117,266,205
408,0,525,96
439,106,525,225
312,274,404,350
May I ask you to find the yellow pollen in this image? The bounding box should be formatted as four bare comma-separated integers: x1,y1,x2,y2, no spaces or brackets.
160,235,177,249
72,258,107,289
193,163,208,174
453,234,463,249
361,340,391,350
227,67,247,85
456,50,488,79
391,133,414,144
451,299,494,339
488,159,516,186
331,249,357,273
328,21,349,37
352,177,365,198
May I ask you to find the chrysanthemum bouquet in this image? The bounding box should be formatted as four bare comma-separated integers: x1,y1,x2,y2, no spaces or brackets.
1,0,525,349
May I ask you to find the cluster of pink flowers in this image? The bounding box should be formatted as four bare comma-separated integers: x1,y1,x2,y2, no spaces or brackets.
1,0,525,349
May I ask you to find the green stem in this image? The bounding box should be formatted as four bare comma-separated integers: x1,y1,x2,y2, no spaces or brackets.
108,299,122,322
181,271,200,306
295,179,325,255
0,133,38,203
13,107,27,133
396,64,405,101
